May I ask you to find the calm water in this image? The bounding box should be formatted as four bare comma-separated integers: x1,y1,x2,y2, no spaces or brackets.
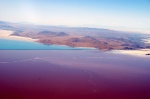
0,39,91,50
0,50,150,99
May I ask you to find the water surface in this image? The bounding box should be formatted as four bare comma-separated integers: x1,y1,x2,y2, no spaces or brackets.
0,38,92,50
0,50,149,99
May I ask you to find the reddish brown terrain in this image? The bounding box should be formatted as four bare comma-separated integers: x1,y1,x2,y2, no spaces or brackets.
0,21,150,50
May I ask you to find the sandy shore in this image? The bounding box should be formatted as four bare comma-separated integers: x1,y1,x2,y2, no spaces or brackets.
110,49,150,57
110,38,150,57
0,30,38,42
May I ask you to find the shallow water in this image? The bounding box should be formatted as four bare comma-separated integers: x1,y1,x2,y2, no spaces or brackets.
0,50,150,99
0,38,92,50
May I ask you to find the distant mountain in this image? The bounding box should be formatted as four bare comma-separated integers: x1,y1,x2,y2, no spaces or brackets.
0,21,7,24
0,20,138,37
38,31,68,37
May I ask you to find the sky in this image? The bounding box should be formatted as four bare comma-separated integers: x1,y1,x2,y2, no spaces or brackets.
0,0,150,33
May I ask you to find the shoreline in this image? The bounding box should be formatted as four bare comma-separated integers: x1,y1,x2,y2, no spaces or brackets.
110,49,150,57
1,29,149,52
142,38,150,44
0,30,38,42
0,29,97,49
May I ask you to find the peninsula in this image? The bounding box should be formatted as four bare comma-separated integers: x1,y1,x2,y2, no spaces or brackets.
0,21,150,50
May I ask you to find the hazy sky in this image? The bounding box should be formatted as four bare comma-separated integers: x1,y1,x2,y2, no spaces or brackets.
0,0,150,33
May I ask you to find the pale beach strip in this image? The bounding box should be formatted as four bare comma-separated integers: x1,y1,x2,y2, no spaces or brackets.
110,49,150,57
0,29,38,42
143,38,150,44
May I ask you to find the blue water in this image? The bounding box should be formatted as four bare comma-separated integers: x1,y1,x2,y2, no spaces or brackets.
0,39,92,50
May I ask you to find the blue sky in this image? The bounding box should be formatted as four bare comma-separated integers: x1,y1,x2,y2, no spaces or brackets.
0,0,150,33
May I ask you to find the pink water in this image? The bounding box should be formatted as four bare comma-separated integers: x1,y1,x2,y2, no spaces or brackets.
0,50,150,99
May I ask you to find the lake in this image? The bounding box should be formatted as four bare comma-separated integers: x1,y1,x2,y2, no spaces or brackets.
0,50,150,99
0,38,93,50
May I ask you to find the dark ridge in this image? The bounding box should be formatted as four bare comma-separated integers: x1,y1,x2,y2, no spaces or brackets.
56,32,68,36
146,53,150,55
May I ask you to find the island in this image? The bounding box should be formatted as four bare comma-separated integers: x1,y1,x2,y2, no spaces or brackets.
0,21,150,50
